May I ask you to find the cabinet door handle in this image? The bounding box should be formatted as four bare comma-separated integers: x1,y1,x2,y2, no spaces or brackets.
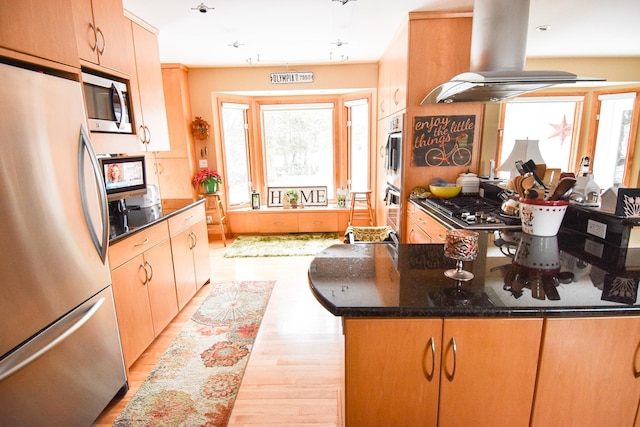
634,342,640,378
88,23,98,52
144,126,151,145
138,263,148,285
423,336,436,381
133,237,150,247
95,27,105,55
393,88,400,105
145,260,153,282
446,336,458,381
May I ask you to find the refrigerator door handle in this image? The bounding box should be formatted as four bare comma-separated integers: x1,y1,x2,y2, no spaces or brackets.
78,125,109,263
0,297,105,383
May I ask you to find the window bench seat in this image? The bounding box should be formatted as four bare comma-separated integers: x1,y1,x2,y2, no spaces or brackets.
227,206,358,234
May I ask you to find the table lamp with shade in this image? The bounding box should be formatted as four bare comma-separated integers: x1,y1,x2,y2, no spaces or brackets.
498,139,545,178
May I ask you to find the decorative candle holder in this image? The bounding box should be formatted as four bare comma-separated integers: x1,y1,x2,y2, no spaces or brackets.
443,229,479,281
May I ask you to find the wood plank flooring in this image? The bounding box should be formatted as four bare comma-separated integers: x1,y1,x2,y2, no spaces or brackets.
93,238,345,426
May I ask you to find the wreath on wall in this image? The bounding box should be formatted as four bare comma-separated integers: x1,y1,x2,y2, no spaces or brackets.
191,117,210,140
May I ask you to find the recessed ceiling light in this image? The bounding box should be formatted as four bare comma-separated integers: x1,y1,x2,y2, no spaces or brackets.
536,25,551,32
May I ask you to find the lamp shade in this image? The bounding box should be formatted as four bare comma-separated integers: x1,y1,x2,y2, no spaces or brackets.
499,139,545,176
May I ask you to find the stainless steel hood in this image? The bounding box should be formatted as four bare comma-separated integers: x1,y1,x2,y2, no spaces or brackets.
421,0,604,104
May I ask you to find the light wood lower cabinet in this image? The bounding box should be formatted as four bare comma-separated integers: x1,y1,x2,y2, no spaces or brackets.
227,209,350,234
168,205,211,310
109,203,211,368
109,223,178,368
407,202,450,243
531,317,640,427
344,317,543,427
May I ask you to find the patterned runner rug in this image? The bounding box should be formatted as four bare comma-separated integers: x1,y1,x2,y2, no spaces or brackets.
223,232,342,258
114,280,275,426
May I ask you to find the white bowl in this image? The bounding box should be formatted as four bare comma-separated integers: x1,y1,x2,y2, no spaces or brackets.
519,198,569,236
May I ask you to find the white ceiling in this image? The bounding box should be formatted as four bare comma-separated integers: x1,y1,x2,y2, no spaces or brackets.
122,0,640,68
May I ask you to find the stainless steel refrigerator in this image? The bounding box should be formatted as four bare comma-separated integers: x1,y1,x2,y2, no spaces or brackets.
0,61,127,425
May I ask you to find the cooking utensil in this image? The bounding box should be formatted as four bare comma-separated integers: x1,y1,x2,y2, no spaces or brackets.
546,177,577,201
522,159,548,189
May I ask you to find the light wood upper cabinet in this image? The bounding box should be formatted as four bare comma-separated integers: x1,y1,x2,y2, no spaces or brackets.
377,21,408,119
344,317,543,427
0,0,79,68
389,22,408,115
126,18,171,152
153,65,199,200
532,317,640,427
71,0,130,74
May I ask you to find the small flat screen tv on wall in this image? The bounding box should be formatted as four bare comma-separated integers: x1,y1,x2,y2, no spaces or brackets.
99,155,147,201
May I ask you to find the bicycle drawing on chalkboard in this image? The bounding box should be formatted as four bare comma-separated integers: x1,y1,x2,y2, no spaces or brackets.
425,135,472,166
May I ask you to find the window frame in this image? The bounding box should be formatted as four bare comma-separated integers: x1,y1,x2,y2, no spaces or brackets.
495,92,588,176
216,92,373,210
587,88,640,187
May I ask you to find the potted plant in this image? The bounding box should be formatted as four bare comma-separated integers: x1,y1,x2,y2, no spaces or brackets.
192,168,222,194
284,189,299,208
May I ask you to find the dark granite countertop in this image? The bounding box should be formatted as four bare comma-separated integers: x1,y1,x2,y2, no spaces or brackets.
108,199,205,244
308,230,640,318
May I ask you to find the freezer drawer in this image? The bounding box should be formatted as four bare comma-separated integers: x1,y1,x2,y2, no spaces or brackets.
0,287,127,427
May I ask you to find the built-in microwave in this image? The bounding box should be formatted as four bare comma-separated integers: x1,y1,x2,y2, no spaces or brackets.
82,71,133,134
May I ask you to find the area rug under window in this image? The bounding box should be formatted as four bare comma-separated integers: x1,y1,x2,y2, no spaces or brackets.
114,280,275,426
223,232,342,258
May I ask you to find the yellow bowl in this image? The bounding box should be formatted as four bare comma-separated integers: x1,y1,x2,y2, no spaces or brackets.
429,185,462,199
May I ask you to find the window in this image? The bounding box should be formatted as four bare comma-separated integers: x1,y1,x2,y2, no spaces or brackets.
592,92,637,189
218,94,373,209
221,102,251,205
345,99,370,192
260,103,335,197
498,96,583,178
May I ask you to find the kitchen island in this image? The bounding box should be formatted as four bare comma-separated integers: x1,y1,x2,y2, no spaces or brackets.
309,233,640,426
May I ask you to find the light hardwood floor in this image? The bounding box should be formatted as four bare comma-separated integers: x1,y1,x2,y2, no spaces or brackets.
94,238,345,426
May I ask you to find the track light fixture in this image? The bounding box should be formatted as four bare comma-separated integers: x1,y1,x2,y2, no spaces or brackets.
191,2,214,13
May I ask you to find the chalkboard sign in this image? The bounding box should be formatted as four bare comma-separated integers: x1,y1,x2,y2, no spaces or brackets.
412,115,476,167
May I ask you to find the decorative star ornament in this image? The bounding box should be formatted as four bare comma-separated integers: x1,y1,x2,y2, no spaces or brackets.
548,114,572,144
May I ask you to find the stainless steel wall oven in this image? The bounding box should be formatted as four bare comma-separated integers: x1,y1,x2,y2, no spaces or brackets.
384,113,404,239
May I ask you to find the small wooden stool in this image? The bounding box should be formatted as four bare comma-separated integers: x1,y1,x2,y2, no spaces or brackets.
349,190,375,226
203,193,228,246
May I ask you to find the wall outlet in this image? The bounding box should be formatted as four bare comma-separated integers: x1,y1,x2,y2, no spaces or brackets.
199,159,208,168
587,219,607,239
206,215,213,225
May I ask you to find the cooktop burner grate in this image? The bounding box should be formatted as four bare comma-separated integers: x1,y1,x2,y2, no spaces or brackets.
416,196,521,230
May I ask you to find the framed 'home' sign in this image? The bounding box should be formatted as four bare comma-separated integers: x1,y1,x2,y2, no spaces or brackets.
412,115,476,167
267,186,328,207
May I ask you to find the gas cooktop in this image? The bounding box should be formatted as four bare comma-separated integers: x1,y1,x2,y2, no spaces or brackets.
412,196,521,230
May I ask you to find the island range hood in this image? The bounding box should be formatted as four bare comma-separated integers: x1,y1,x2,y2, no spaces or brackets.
421,0,604,104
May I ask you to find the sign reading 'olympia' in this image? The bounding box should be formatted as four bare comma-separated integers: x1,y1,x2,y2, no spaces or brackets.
270,72,314,84
412,115,476,167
